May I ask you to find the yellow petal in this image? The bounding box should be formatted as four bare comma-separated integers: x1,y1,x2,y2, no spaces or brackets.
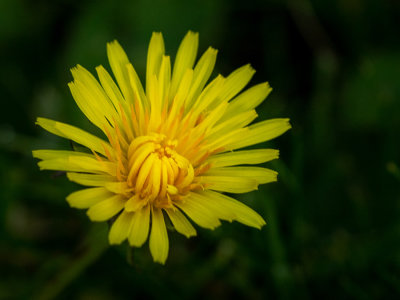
146,32,165,95
36,118,113,157
222,82,272,121
71,65,118,125
188,192,235,222
107,40,133,102
68,81,106,130
210,64,255,109
190,75,225,117
124,195,145,212
66,187,113,209
158,55,171,108
200,190,266,229
149,208,169,264
126,63,147,109
128,205,150,247
32,149,93,160
185,47,218,109
147,74,161,130
205,167,277,184
224,118,291,151
194,101,228,133
170,31,198,98
86,194,126,221
176,196,221,229
109,210,133,244
150,158,162,199
198,175,258,193
165,208,196,238
206,149,279,168
166,69,193,121
67,172,116,187
206,110,257,141
38,156,116,176
96,65,126,115
135,153,156,193
104,182,132,194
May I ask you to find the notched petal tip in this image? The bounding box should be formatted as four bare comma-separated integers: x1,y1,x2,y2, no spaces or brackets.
183,231,197,238
244,63,255,72
94,64,105,72
86,209,100,222
207,46,218,55
31,150,41,159
37,161,46,170
153,257,167,265
35,116,49,126
108,210,133,245
108,238,122,245
280,118,292,133
149,208,169,264
256,219,267,229
260,81,272,93
70,64,83,77
186,30,199,36
106,39,120,48
275,149,280,159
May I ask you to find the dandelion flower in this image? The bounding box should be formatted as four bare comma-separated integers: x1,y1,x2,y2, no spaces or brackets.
33,31,291,264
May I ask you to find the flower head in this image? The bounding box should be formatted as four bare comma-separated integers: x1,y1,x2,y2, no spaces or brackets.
33,31,291,264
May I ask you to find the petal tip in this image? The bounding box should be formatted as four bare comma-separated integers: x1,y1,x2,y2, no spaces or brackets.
107,39,120,48
86,209,99,222
127,238,146,248
153,257,167,265
108,237,123,245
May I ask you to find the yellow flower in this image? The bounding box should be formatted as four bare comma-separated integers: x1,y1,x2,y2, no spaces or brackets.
33,31,291,264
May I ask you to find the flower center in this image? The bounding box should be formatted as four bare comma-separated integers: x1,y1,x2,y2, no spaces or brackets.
126,133,194,208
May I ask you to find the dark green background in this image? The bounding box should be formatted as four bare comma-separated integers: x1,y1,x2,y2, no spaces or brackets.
1,0,400,299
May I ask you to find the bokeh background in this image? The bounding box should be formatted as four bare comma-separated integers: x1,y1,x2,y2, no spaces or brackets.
1,0,400,299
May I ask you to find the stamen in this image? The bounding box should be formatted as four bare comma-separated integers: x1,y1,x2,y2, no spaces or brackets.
125,133,196,207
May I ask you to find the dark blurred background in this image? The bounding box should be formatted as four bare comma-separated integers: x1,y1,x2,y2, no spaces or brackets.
1,0,400,299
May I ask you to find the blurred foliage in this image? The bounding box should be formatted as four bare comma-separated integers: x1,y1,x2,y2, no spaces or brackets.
1,0,400,299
